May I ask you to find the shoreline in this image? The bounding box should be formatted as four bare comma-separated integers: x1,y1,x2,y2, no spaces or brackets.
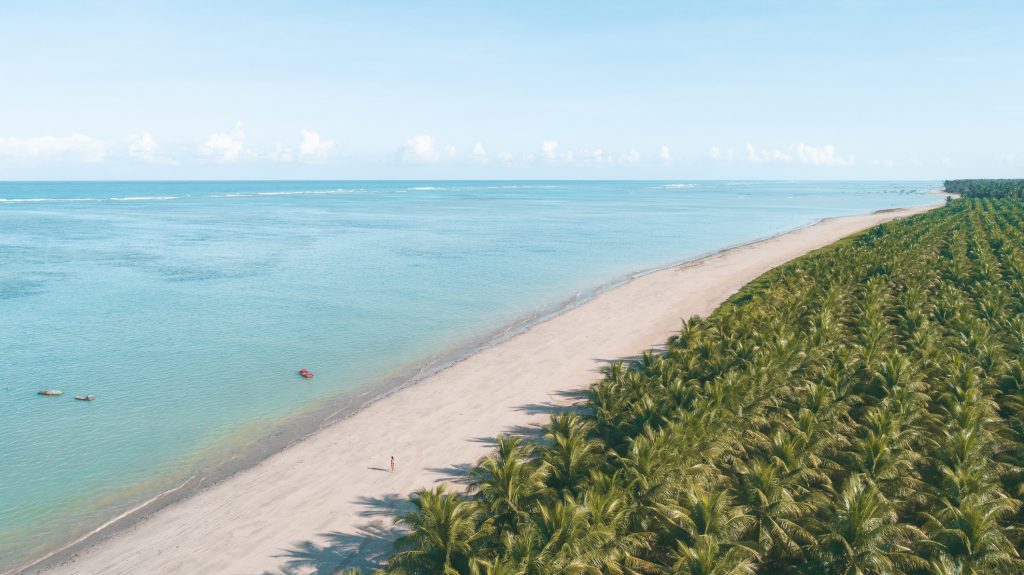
17,200,944,575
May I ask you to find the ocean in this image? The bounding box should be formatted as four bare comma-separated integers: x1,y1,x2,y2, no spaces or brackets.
0,180,938,570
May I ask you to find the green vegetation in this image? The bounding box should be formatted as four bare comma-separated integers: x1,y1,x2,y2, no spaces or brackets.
944,179,1024,199
371,198,1024,574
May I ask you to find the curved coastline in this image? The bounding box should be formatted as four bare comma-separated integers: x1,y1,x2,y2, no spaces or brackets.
15,199,945,575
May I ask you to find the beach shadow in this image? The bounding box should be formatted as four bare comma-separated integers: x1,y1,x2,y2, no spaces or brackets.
594,353,647,365
515,401,568,415
269,495,411,574
470,435,500,446
594,350,672,374
270,520,401,574
425,462,475,485
355,493,411,517
553,388,590,401
470,422,549,447
504,423,549,440
514,400,589,418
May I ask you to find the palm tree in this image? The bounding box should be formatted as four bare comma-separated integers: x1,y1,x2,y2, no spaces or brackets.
922,494,1023,574
543,413,605,493
469,558,526,575
470,435,550,543
656,488,753,546
671,535,758,575
812,475,926,575
581,483,658,574
732,459,814,560
389,485,489,575
844,408,923,503
505,495,610,575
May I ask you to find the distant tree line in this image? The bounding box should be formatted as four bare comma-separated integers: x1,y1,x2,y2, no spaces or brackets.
945,179,1024,198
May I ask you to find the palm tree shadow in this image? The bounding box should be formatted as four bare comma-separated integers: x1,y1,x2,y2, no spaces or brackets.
515,387,589,415
504,423,548,441
425,462,475,484
270,520,401,574
593,352,647,365
553,388,590,402
515,401,569,415
269,495,412,574
470,435,500,446
355,493,412,517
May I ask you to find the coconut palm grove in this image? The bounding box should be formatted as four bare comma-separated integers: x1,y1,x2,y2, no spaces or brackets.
350,181,1024,575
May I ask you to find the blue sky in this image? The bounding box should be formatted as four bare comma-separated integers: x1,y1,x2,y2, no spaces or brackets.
1,1,1021,179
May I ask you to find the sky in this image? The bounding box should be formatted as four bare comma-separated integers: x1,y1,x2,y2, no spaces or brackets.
0,0,1022,180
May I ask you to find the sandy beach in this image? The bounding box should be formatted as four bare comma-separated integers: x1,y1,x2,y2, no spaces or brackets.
22,202,943,575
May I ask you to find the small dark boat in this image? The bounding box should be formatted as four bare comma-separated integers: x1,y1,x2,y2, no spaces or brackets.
298,369,314,379
38,390,64,396
75,395,95,401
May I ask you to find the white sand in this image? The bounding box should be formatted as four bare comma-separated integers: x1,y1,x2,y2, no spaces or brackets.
26,204,941,575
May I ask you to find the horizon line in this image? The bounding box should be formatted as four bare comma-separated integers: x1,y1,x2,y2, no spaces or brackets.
0,177,949,184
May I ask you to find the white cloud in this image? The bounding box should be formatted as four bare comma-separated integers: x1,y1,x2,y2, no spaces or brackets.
744,142,853,166
869,159,895,168
404,134,439,162
746,143,793,164
659,145,671,164
497,151,515,163
471,142,489,163
578,148,605,164
535,142,641,166
270,142,294,162
708,146,735,163
445,144,457,158
796,143,854,166
126,132,159,161
541,140,559,160
298,130,334,162
0,133,107,162
529,143,647,166
201,122,246,162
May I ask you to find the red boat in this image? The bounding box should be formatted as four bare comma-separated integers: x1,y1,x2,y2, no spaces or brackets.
298,369,314,379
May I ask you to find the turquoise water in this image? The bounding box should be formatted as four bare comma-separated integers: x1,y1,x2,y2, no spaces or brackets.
0,180,938,569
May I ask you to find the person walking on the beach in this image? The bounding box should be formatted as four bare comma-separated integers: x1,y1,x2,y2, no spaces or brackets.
390,456,395,473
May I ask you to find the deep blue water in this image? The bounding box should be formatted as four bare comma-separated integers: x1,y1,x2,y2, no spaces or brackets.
0,180,939,568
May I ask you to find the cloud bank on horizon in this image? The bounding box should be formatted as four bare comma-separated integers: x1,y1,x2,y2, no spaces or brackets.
0,1,1021,179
